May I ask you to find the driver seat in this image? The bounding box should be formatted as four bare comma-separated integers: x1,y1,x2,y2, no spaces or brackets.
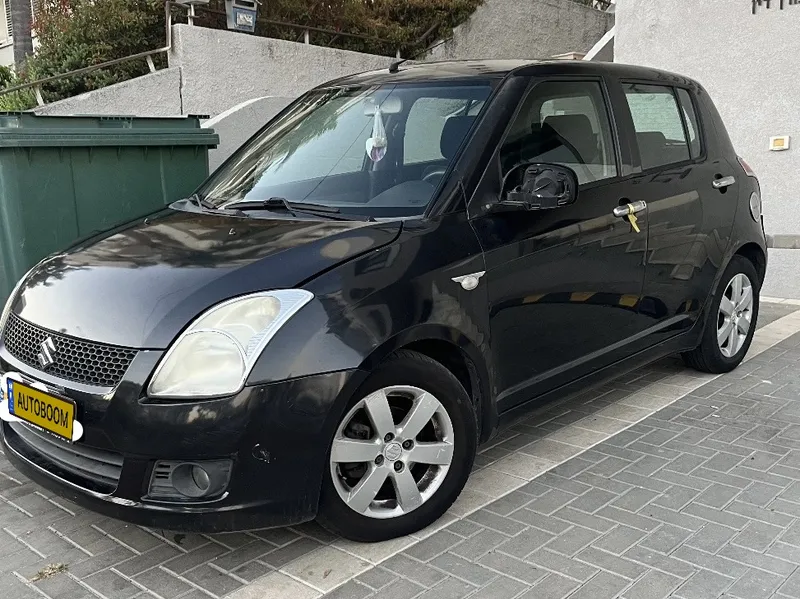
421,116,477,184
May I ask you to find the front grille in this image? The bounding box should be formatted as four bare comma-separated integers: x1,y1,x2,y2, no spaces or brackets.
2,313,137,387
4,421,123,493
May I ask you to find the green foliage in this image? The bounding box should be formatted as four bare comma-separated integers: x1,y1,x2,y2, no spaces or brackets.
0,65,36,111
23,0,167,103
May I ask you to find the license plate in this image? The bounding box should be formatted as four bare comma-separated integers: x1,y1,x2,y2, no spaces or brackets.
7,380,75,442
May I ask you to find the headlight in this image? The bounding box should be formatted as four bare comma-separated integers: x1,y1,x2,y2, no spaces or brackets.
148,290,313,398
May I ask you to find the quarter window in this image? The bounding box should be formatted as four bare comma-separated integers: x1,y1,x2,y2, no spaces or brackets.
500,80,618,185
676,88,702,158
623,83,691,170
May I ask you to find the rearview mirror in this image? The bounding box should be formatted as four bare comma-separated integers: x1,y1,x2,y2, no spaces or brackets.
498,163,579,211
363,96,403,116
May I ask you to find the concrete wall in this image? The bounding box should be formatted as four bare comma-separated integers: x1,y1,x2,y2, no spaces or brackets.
169,24,393,118
203,95,293,172
35,68,183,116
429,0,614,61
615,0,800,239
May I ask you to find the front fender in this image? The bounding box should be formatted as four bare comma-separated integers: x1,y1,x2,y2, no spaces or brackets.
246,214,495,430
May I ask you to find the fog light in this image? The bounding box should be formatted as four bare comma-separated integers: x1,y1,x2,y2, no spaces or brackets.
173,464,211,498
147,459,232,501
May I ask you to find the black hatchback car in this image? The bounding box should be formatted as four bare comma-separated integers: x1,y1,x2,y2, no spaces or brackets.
0,60,766,542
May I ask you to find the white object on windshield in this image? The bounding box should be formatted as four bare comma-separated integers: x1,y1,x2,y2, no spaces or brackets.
366,107,388,163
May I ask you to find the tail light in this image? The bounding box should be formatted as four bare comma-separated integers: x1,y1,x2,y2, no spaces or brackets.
738,156,757,178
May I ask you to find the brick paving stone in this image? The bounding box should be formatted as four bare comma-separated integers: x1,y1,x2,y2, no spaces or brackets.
323,580,373,599
574,546,647,580
528,547,599,582
674,569,734,599
182,564,244,597
622,545,695,578
518,573,580,599
382,553,446,588
84,569,142,599
621,570,682,599
727,568,785,598
477,550,547,585
355,566,397,591
639,524,693,554
543,525,599,557
134,566,194,597
496,527,554,559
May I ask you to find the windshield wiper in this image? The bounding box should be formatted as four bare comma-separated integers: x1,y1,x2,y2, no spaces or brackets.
226,197,373,221
228,197,340,214
185,193,218,211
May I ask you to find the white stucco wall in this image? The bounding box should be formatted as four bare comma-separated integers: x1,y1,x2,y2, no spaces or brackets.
615,0,800,239
430,0,613,60
169,24,394,118
203,95,293,172
35,68,183,116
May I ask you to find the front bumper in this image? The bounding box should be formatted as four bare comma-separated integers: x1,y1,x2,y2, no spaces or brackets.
1,348,365,532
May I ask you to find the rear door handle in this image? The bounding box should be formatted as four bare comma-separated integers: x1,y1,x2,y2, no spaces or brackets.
613,200,647,218
712,176,736,189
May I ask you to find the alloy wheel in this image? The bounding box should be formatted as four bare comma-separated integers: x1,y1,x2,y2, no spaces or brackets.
717,273,754,358
329,385,455,519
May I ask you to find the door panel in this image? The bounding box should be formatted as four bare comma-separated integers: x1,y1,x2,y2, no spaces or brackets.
474,181,650,412
470,78,650,413
618,83,737,344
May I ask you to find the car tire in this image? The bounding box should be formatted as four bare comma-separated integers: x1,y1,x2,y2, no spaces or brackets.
317,350,477,542
682,255,760,374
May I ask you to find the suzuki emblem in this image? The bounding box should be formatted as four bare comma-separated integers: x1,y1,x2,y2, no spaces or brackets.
37,337,57,369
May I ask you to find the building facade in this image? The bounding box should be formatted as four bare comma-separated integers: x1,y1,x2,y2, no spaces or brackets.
615,0,800,247
1,0,13,68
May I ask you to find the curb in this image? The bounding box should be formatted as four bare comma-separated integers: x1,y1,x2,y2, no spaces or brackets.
767,234,800,249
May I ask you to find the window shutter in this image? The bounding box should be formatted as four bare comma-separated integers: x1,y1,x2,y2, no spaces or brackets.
4,0,12,40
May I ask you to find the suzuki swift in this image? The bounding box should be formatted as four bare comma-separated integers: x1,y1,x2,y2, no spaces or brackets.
0,60,767,542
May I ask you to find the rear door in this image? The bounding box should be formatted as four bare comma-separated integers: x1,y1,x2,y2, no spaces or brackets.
614,80,738,344
470,77,652,412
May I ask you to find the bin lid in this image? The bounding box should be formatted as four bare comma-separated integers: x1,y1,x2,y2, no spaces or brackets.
0,113,219,148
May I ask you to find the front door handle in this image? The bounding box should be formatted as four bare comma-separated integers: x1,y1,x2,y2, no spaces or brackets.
712,176,736,189
613,200,647,218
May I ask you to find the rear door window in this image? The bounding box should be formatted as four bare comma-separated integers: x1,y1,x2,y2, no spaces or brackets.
623,83,691,170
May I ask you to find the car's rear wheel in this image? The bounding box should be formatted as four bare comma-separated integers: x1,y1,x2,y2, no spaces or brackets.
683,255,760,373
317,350,477,542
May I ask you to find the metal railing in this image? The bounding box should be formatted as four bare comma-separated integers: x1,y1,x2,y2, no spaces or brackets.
0,0,177,105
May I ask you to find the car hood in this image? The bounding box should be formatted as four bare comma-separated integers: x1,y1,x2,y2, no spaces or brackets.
11,209,401,349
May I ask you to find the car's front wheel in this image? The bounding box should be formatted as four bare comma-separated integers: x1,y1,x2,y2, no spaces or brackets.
683,255,760,373
317,350,477,542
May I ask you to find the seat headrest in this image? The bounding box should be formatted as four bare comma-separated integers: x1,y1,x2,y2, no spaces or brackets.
636,131,669,169
440,116,476,161
542,114,597,162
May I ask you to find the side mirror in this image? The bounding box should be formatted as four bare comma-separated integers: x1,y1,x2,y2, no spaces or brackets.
497,163,579,212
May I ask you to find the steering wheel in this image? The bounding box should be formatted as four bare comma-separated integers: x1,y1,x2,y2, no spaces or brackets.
422,168,448,184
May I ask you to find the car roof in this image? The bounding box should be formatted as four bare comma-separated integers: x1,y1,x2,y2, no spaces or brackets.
320,60,703,90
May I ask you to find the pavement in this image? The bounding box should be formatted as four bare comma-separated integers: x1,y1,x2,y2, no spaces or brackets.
3,301,800,599
761,249,800,300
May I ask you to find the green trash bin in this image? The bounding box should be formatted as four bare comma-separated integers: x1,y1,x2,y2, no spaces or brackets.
0,112,219,303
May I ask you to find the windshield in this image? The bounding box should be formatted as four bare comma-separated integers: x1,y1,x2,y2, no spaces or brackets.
200,81,493,218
